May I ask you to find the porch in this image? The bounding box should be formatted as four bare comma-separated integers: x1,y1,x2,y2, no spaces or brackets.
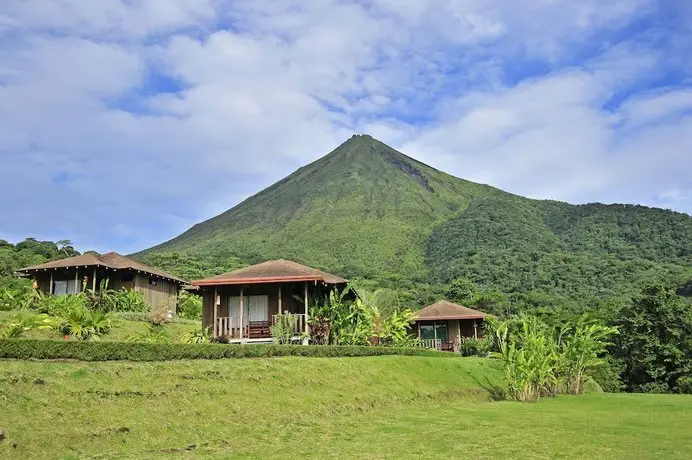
416,318,484,352
202,280,319,341
215,313,307,340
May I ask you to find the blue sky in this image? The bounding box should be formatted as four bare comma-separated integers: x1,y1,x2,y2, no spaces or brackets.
0,0,690,254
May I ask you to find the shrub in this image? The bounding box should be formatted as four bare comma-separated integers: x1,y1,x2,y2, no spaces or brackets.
104,289,148,313
459,337,493,357
35,292,88,316
178,291,202,320
271,313,298,344
58,306,113,341
676,376,692,394
588,355,624,393
0,339,455,361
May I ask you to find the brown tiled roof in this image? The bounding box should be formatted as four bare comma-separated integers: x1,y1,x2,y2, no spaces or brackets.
18,252,187,284
193,259,347,286
415,300,489,320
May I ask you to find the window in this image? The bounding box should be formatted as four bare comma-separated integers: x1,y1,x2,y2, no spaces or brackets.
148,277,157,285
121,272,134,283
420,324,435,340
228,295,269,322
53,279,77,296
53,280,68,296
419,321,448,342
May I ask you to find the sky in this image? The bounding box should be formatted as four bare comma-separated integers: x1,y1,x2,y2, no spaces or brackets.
0,0,690,254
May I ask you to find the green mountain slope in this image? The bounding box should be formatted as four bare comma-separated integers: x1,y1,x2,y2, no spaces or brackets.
141,135,499,278
139,134,691,304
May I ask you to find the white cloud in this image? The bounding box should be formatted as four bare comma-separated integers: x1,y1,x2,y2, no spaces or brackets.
0,0,689,253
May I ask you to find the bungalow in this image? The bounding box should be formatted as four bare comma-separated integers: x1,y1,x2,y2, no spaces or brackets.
17,252,187,313
413,300,489,352
192,259,347,342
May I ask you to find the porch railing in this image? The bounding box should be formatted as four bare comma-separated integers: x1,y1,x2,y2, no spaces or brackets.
420,338,442,350
215,314,307,339
216,316,247,338
271,313,306,336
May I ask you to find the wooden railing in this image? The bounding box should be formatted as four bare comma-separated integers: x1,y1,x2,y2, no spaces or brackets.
215,314,307,339
216,316,246,338
420,338,442,350
271,313,306,336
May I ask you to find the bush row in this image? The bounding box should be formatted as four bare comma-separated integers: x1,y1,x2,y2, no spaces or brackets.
0,339,454,361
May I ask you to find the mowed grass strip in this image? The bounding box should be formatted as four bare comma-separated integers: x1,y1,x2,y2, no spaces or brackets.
0,356,501,458
1,356,690,459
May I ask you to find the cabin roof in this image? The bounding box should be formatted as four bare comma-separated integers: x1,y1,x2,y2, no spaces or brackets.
415,300,489,321
192,259,347,286
17,252,187,284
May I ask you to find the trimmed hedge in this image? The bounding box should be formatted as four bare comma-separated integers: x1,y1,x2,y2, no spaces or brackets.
0,339,454,362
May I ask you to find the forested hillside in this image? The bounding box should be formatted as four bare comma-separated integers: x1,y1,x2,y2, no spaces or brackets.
137,135,690,310
427,196,691,304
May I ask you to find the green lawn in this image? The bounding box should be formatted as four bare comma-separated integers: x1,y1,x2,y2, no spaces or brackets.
0,356,690,459
0,310,200,342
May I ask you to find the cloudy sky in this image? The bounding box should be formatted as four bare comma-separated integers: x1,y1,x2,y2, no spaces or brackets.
1,0,690,253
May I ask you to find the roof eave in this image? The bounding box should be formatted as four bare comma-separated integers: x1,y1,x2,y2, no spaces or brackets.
415,315,488,321
193,275,333,286
17,265,186,285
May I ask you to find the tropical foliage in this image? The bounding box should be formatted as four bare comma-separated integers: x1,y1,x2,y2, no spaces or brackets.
0,311,55,339
177,291,203,320
58,306,113,341
179,327,212,344
125,324,172,344
270,313,299,344
487,315,617,401
308,286,417,347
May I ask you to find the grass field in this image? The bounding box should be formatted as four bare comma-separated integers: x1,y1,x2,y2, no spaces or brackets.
1,356,691,459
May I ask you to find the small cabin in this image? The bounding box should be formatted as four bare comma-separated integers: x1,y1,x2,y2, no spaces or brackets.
17,252,187,313
413,300,489,352
192,259,348,342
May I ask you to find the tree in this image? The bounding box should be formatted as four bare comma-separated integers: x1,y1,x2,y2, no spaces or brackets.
473,290,509,316
445,278,477,305
611,282,692,393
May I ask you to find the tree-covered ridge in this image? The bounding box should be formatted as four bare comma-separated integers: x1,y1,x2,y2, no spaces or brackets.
426,195,691,303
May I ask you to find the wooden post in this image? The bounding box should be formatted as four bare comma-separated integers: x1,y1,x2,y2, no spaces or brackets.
239,287,244,339
278,285,282,315
417,322,421,340
304,282,309,337
458,319,462,343
74,269,79,294
49,271,53,295
213,287,218,337
473,320,478,340
92,267,97,291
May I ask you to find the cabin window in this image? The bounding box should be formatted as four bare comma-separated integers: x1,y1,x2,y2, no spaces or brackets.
419,321,448,342
148,277,157,285
121,272,134,283
228,295,269,322
53,279,78,296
